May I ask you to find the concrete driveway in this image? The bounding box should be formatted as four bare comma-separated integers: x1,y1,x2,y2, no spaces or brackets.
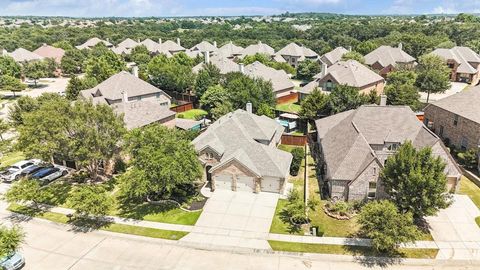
426,195,480,260
420,82,468,103
180,190,278,250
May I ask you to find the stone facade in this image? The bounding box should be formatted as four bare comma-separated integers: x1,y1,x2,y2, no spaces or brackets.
424,105,480,151
318,73,385,95
445,59,480,85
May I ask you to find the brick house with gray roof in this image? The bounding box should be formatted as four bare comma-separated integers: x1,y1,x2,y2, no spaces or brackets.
193,109,292,194
315,105,462,201
431,46,480,85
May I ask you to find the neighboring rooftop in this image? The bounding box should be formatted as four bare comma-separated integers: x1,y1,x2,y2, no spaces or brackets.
320,46,349,66
113,100,175,130
241,41,275,57
217,41,244,58
76,37,112,50
431,46,480,74
364,45,416,68
314,59,384,88
191,41,218,53
33,44,65,63
192,110,292,178
275,42,318,60
426,87,480,124
243,61,295,94
193,55,239,74
315,105,461,180
7,48,43,62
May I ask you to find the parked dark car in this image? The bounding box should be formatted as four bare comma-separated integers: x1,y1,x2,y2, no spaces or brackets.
31,166,68,184
18,164,52,179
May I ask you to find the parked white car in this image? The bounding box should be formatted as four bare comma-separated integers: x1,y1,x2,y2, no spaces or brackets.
31,165,69,184
0,159,41,183
0,251,25,270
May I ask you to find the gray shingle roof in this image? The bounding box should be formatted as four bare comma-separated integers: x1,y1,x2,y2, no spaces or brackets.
426,87,480,124
191,41,218,53
113,100,175,130
75,37,112,50
364,45,415,68
33,44,65,63
192,110,292,178
241,41,275,57
192,55,240,74
276,42,318,60
8,48,43,62
315,105,461,181
315,60,384,88
217,42,243,58
320,47,348,66
243,61,295,94
117,38,139,49
161,40,185,53
431,46,480,74
80,71,170,105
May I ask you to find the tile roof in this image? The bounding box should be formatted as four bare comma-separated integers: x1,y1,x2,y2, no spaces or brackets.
192,110,292,178
426,86,480,124
320,47,349,66
431,46,480,74
315,60,384,88
33,44,65,63
8,48,43,62
364,45,415,68
315,105,461,181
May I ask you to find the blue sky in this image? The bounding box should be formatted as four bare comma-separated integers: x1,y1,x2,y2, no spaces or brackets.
0,0,477,17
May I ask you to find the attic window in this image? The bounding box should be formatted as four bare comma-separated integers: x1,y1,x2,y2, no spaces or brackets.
93,89,102,97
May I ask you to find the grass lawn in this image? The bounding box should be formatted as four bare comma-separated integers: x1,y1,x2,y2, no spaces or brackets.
8,203,187,240
176,109,208,120
268,240,439,259
276,102,301,113
458,176,480,209
0,151,25,169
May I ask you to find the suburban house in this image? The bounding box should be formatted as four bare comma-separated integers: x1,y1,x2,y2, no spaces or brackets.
190,41,218,54
192,109,292,194
112,38,139,55
424,88,480,168
315,105,462,201
431,46,480,85
364,44,416,77
192,53,239,74
160,39,186,55
76,37,113,50
319,46,349,67
5,48,43,63
243,61,295,98
79,70,175,129
217,41,244,59
274,42,319,67
140,38,161,53
299,59,385,99
241,41,275,58
33,44,65,64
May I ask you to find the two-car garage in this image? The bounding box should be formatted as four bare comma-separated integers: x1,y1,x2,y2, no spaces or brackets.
213,174,281,193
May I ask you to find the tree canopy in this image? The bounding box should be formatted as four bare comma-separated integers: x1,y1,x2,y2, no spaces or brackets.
415,54,451,103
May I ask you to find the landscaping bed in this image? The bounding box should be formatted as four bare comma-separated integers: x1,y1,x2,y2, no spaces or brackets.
176,109,208,120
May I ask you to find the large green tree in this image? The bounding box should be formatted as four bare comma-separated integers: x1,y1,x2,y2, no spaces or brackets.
341,51,365,63
147,54,195,93
0,56,22,78
119,125,202,201
68,185,114,218
415,54,451,103
194,63,221,98
0,75,26,97
299,88,329,120
65,76,98,100
61,49,86,74
23,60,48,87
222,72,276,111
0,225,24,258
326,85,368,114
358,200,419,253
296,59,321,81
381,141,451,218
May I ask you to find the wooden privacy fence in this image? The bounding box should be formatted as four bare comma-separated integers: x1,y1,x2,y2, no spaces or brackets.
281,134,307,146
170,102,194,113
276,92,298,105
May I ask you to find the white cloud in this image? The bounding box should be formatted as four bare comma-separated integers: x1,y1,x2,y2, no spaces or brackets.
192,6,285,16
432,6,457,14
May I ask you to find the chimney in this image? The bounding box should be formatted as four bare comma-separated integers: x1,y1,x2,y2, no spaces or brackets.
137,38,140,43
177,38,181,46
122,91,128,103
132,66,139,78
398,43,403,50
348,46,352,52
321,62,328,78
205,51,210,64
2,49,7,56
106,37,110,42
158,38,162,44
213,41,217,48
258,40,262,45
246,102,252,113
380,94,387,106
43,43,47,47
239,63,245,74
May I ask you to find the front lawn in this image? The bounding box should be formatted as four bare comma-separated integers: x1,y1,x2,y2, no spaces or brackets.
276,102,301,113
0,151,25,169
8,203,188,240
268,240,439,259
176,109,208,120
458,176,480,208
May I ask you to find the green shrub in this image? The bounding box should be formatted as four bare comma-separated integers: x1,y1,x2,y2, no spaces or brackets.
457,149,479,170
290,147,305,176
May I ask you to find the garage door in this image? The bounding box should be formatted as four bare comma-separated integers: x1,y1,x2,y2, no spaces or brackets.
261,177,281,193
236,176,255,192
215,174,232,190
